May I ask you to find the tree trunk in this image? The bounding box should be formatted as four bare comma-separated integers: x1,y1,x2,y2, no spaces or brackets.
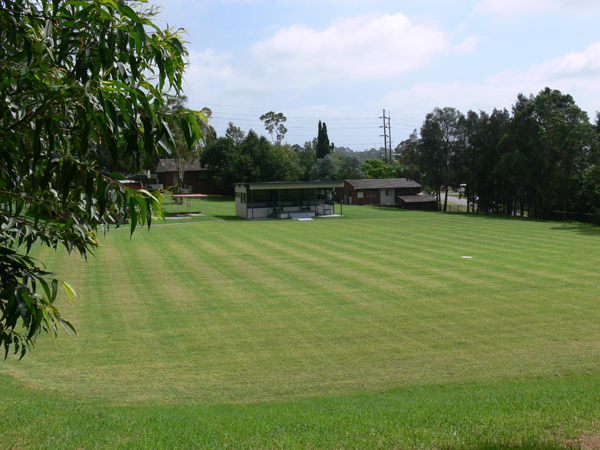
443,185,448,212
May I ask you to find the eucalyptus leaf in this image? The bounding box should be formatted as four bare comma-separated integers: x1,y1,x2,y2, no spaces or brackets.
0,0,202,358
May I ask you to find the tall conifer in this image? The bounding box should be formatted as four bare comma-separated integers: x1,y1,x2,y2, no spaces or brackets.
316,121,331,159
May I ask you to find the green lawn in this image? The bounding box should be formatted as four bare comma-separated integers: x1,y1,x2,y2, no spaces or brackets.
160,192,242,221
3,201,600,448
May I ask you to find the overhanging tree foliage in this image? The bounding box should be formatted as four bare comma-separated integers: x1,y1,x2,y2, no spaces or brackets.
0,0,205,357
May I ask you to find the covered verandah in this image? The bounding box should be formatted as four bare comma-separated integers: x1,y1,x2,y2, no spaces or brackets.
235,181,344,220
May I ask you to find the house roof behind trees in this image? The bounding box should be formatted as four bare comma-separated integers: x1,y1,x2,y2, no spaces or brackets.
345,178,421,189
155,159,205,173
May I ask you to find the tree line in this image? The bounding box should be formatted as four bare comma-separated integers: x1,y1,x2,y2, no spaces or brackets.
199,114,426,186
97,86,600,225
200,119,369,187
395,88,600,220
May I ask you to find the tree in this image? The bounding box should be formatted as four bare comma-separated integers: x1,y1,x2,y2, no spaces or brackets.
298,139,317,181
480,89,597,219
258,142,301,182
388,161,422,184
361,159,390,179
337,155,364,179
260,111,287,143
395,130,420,165
166,96,206,191
200,137,237,188
419,107,464,211
453,110,480,213
201,131,301,187
392,131,422,185
467,108,511,215
530,88,594,217
316,121,331,159
225,122,245,145
309,155,338,181
0,0,205,357
200,107,216,146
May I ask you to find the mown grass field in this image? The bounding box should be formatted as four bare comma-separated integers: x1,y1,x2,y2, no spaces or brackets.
2,198,600,449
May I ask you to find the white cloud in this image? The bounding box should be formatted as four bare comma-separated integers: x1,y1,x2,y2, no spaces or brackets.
182,12,453,108
382,41,600,123
454,36,479,53
250,13,450,87
476,0,600,15
487,41,600,94
183,49,237,99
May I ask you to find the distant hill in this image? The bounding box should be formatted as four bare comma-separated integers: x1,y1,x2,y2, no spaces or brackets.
332,146,386,163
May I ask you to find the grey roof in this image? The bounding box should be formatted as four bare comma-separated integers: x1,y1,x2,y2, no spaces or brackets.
345,178,422,190
239,180,345,190
155,159,205,173
397,193,437,203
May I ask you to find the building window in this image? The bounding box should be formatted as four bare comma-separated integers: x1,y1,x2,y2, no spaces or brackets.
357,191,364,199
241,193,246,204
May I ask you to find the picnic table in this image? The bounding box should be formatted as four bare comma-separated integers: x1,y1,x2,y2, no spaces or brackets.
172,194,207,216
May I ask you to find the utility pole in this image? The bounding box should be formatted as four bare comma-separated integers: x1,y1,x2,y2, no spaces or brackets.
387,112,392,164
379,109,392,164
379,109,388,164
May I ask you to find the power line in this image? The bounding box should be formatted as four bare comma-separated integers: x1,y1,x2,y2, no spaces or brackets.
194,101,424,150
188,100,424,124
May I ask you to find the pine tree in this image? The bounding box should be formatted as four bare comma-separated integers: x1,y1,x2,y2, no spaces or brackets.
316,121,331,159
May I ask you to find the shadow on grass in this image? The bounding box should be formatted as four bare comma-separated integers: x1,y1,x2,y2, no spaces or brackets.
549,222,600,236
440,210,600,233
364,204,440,216
206,196,235,202
160,214,242,222
212,215,244,221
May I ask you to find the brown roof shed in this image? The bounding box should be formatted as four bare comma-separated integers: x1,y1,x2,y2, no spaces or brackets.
345,178,422,190
397,193,438,211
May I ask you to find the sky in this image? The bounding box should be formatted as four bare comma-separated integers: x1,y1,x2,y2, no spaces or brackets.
151,0,600,151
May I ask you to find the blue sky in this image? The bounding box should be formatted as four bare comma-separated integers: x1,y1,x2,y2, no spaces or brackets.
152,0,600,151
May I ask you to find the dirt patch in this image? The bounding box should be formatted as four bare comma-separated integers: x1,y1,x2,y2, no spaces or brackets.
564,433,600,449
0,370,18,377
580,434,600,450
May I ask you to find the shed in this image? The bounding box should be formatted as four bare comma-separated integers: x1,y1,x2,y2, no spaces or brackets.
342,178,422,205
235,181,344,219
397,193,438,211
